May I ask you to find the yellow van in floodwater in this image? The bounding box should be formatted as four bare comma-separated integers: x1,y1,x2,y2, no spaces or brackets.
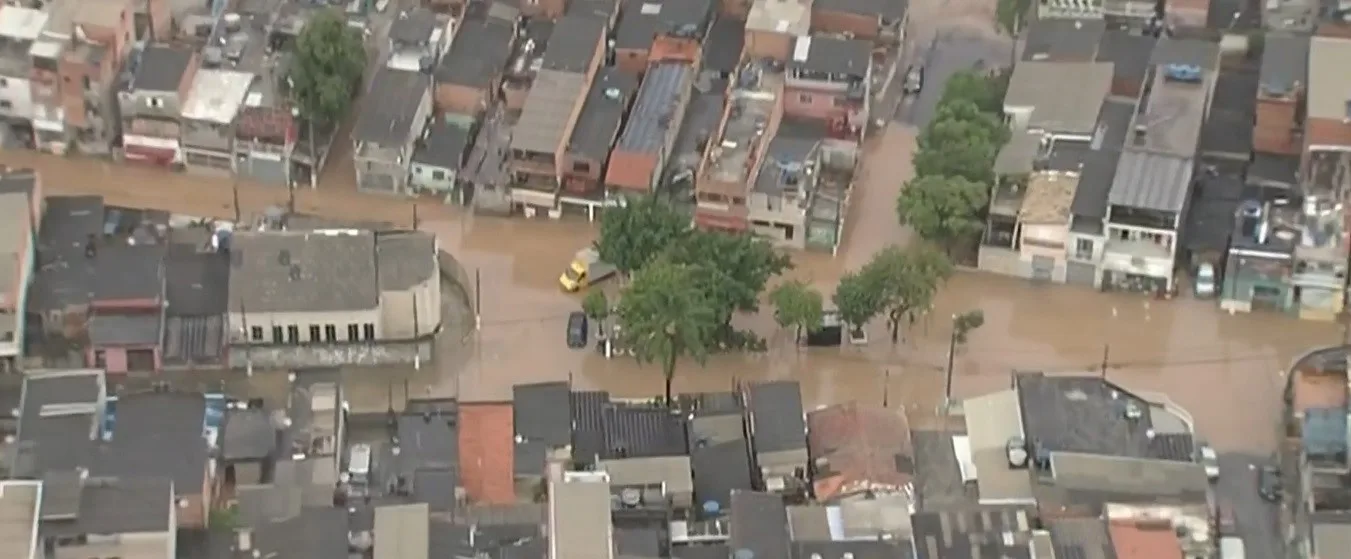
559,248,617,292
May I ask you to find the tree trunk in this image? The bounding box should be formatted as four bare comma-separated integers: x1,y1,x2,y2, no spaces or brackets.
662,348,677,407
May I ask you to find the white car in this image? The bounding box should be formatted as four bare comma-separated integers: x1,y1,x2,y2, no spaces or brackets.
1199,444,1220,480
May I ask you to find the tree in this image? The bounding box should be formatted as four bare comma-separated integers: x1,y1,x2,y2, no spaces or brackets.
596,195,691,275
616,258,718,405
952,310,985,345
289,9,366,125
664,230,792,321
833,270,886,338
897,175,989,254
865,244,953,345
581,290,609,322
769,280,824,343
940,71,1003,113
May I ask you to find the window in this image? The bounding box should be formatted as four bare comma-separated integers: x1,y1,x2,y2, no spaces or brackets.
573,161,590,173
363,323,376,341
1074,238,1093,260
432,169,446,180
347,324,360,341
146,97,164,108
286,325,300,344
798,93,813,103
250,326,264,341
324,324,338,342
271,326,284,344
309,325,322,342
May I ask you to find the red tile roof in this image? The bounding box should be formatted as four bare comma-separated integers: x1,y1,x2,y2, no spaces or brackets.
458,402,517,504
1108,520,1184,559
806,402,914,501
236,106,295,144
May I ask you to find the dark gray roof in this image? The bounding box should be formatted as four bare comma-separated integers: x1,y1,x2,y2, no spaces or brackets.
164,244,230,316
1260,32,1309,96
513,382,572,447
31,196,104,311
616,525,664,557
1095,31,1154,87
1107,149,1194,212
667,85,727,177
227,230,380,313
567,68,639,161
729,491,789,559
133,46,193,92
754,135,819,194
414,469,457,512
912,507,1037,559
396,411,459,475
95,392,209,495
0,170,36,196
412,119,473,170
673,544,732,558
571,390,611,466
601,403,687,459
691,439,753,514
1065,99,1132,220
14,370,104,477
1047,518,1115,559
541,14,603,73
1015,373,1195,461
1023,18,1106,61
812,0,907,19
221,408,277,461
435,18,514,87
789,36,870,78
793,541,914,559
745,381,806,454
567,0,620,19
1201,70,1256,157
162,315,225,365
389,8,439,46
1249,153,1300,187
255,507,350,559
702,17,745,73
39,476,174,537
88,313,161,346
1151,37,1220,70
1184,174,1243,253
616,62,692,154
92,243,165,301
613,0,713,50
353,67,430,146
376,231,437,291
911,429,979,509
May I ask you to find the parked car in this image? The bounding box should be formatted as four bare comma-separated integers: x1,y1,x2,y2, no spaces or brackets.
1198,443,1220,480
566,312,589,349
1258,464,1281,502
903,65,924,95
1195,262,1218,298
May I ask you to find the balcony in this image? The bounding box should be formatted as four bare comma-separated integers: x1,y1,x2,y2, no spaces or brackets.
1102,238,1172,278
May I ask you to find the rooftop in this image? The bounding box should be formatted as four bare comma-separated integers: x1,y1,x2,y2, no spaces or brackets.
31,196,104,311
412,118,474,170
510,70,589,154
1259,32,1309,98
788,36,871,78
396,410,458,478
806,402,914,502
253,507,349,559
753,132,820,195
375,503,429,559
1067,99,1134,223
745,380,806,455
962,390,1034,504
1004,61,1113,135
911,507,1037,559
600,402,688,459
1037,453,1210,509
702,17,745,74
1108,520,1183,559
1127,63,1212,156
13,369,106,478
812,0,907,19
1047,517,1114,559
41,475,175,537
729,490,790,559
131,46,194,92
221,407,276,462
598,455,694,497
747,0,811,36
567,68,639,161
227,230,380,314
1016,374,1194,460
548,472,614,559
0,7,46,41
703,61,782,192
614,62,694,157
435,17,515,88
0,481,39,559
388,9,440,46
181,70,255,124
1308,36,1351,122
541,14,603,73
354,67,430,146
613,0,714,50
1023,18,1106,61
1019,172,1078,224
691,439,753,514
1108,150,1194,213
1095,30,1155,91
1149,37,1219,70
94,392,209,495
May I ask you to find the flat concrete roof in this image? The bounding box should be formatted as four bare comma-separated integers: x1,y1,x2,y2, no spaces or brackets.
964,390,1034,504
0,481,41,559
181,70,255,124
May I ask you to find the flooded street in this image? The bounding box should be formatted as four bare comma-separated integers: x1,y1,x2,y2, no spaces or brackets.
1,0,1335,456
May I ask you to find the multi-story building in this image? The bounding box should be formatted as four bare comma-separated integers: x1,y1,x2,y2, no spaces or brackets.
351,67,432,194
179,69,254,176
558,68,637,220
433,2,517,117
235,106,296,186
746,121,856,251
783,36,871,138
743,0,811,61
385,8,455,73
694,59,784,232
604,38,699,199
118,45,198,166
0,7,47,135
1294,35,1351,321
610,0,713,74
507,14,606,216
30,0,136,155
810,0,908,41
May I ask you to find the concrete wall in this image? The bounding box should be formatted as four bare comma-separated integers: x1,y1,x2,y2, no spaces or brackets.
977,245,1030,278
228,307,384,345
410,162,458,193
227,337,435,369
380,277,442,339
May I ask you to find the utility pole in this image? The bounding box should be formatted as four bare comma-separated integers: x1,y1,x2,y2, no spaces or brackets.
232,180,241,223
1100,344,1110,378
412,291,421,371
943,314,957,411
412,203,420,230
475,268,482,330
882,369,890,408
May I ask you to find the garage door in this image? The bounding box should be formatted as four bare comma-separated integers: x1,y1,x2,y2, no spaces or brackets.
1066,261,1097,287
1031,256,1055,282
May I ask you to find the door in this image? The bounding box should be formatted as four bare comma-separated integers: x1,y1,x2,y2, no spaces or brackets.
1066,261,1097,287
1031,255,1055,282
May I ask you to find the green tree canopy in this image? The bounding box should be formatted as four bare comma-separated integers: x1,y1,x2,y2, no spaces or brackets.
897,174,989,253
940,70,1004,113
289,10,366,125
596,196,691,275
581,290,609,321
768,280,825,342
665,231,792,319
616,258,718,404
865,244,953,344
833,270,886,337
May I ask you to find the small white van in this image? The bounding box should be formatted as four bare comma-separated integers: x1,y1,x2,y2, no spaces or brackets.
347,443,373,484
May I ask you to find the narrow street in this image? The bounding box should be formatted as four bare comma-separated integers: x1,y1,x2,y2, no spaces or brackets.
0,0,1335,457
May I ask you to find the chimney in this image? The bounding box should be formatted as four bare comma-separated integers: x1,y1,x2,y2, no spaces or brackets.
84,234,97,258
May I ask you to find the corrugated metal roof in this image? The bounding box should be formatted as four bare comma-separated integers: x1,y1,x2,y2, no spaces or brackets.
615,62,692,154
1107,150,1193,212
510,70,588,154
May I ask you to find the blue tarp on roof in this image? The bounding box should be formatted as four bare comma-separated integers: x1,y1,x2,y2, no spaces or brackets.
1302,407,1348,458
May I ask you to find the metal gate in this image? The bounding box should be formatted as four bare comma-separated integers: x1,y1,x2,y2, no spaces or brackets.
1031,256,1055,282
1066,261,1097,287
